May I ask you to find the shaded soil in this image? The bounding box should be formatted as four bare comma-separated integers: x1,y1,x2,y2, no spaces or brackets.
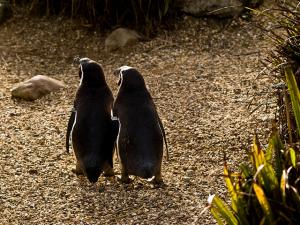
0,7,276,225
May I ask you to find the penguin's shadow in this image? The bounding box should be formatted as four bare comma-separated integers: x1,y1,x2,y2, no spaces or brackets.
75,174,167,193
75,174,116,192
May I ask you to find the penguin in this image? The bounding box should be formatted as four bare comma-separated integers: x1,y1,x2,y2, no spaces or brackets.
66,58,119,183
112,66,168,184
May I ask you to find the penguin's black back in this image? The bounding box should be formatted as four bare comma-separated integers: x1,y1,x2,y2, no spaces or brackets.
114,70,163,178
72,85,115,166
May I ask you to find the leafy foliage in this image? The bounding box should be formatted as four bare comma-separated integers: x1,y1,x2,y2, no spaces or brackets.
266,1,300,72
252,1,300,142
206,69,300,224
208,135,300,224
207,3,300,223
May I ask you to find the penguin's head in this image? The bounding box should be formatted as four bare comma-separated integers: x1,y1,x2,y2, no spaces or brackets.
114,66,146,90
78,58,106,87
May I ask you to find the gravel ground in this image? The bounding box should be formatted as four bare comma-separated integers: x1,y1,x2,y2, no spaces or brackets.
0,8,276,225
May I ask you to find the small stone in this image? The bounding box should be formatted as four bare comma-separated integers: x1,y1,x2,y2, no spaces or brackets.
105,28,141,52
190,166,197,171
186,169,194,177
98,186,105,193
28,169,38,175
182,176,190,182
11,75,65,101
234,88,241,94
183,166,188,171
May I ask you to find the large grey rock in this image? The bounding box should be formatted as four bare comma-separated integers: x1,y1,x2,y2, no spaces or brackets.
175,0,243,17
105,28,141,52
11,75,65,101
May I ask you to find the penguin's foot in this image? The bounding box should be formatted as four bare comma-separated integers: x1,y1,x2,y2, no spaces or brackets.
103,167,115,177
117,174,132,184
71,162,83,175
150,174,165,187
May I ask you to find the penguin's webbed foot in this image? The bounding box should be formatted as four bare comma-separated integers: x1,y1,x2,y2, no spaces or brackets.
150,174,165,187
103,167,115,177
117,174,132,184
71,162,83,175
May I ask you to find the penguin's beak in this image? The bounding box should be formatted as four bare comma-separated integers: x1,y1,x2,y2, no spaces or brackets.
113,68,120,77
73,56,80,65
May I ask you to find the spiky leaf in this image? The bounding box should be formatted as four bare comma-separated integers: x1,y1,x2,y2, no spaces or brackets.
224,164,237,211
208,195,238,225
280,170,287,205
252,135,279,193
285,67,300,137
253,183,274,223
289,148,297,168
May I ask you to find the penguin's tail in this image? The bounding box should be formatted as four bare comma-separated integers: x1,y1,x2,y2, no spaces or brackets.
85,166,102,183
139,163,155,179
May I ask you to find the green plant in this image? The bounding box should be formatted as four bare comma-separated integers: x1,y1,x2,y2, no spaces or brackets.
249,1,300,142
207,134,300,224
205,69,300,224
265,1,300,72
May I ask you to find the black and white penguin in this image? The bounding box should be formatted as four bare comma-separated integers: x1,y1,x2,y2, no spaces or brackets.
66,58,118,183
112,66,168,184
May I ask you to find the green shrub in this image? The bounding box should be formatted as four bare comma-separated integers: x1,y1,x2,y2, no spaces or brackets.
250,0,300,143
208,136,300,224
207,2,300,223
205,68,300,225
266,1,300,72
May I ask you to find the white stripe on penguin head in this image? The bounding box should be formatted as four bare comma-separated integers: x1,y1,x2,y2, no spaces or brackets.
79,64,84,86
118,66,133,87
79,58,91,64
119,66,133,72
78,58,93,86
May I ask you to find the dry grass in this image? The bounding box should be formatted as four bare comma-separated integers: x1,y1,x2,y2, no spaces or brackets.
0,6,276,225
13,0,173,36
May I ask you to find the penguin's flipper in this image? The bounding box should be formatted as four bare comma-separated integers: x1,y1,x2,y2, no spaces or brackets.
109,117,120,166
157,116,169,161
66,108,76,153
111,117,120,145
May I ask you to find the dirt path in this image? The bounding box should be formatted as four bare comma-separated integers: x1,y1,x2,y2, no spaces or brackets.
0,12,275,225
